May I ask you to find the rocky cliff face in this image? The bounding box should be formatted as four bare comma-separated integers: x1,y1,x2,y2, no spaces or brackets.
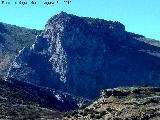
6,12,160,99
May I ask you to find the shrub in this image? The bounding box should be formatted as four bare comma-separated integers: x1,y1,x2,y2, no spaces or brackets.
99,110,106,117
80,104,87,109
90,113,95,119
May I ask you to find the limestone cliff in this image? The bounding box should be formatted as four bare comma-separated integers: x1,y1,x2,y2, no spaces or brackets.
6,12,160,99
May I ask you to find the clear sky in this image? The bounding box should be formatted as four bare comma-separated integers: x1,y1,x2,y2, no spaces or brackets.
0,0,159,40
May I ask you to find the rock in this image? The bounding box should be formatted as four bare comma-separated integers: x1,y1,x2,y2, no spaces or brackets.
65,87,160,120
6,12,160,99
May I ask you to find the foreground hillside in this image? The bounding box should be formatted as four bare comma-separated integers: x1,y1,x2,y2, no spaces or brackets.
0,22,41,79
1,80,160,120
0,79,90,120
64,87,160,120
0,79,62,120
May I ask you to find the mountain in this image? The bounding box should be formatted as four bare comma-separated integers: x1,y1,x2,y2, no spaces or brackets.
0,22,41,79
64,87,160,120
0,78,90,119
6,12,160,99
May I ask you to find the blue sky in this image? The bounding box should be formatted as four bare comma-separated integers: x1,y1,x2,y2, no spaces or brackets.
0,0,160,40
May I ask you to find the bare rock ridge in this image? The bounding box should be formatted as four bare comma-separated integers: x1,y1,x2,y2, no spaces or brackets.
6,12,160,99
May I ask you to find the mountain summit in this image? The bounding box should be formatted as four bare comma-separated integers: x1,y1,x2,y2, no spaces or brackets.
6,12,160,99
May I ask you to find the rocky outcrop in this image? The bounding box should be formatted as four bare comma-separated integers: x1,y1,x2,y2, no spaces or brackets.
6,12,160,99
64,87,160,120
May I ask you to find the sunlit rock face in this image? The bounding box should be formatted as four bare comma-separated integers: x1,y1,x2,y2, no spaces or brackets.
6,12,160,99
